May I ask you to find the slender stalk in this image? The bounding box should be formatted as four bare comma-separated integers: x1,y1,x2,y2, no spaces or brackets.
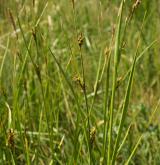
102,52,111,164
111,43,138,164
79,46,92,164
49,48,83,163
107,1,124,164
124,135,142,165
102,27,115,164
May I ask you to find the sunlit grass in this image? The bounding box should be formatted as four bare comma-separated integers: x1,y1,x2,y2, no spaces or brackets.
0,0,160,164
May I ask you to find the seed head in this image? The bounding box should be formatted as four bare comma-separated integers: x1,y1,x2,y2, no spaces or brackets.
116,76,123,89
104,47,109,55
90,127,96,147
78,33,84,48
6,128,15,149
132,0,141,10
71,0,75,9
73,75,85,91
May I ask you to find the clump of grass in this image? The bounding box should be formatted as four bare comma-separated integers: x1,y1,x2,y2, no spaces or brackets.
0,0,159,164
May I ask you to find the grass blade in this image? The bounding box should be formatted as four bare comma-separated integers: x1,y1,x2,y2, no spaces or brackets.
49,48,83,162
107,1,124,164
124,136,142,165
111,45,138,164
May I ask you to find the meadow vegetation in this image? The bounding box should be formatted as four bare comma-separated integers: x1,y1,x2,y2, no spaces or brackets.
0,0,160,164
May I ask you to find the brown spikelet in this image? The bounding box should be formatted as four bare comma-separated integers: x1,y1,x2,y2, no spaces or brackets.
130,0,141,20
104,47,109,56
32,0,35,7
6,128,15,149
35,64,42,83
126,0,141,23
116,76,123,89
32,28,37,43
8,9,18,40
90,127,96,147
71,0,75,9
78,33,84,48
132,0,141,10
73,75,85,91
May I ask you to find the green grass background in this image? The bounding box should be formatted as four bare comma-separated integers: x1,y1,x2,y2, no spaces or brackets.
0,0,160,164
